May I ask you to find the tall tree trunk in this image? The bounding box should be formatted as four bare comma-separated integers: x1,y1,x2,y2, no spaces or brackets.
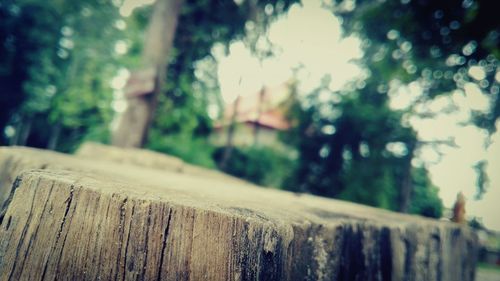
11,115,32,146
219,97,240,170
399,158,412,213
253,87,265,146
112,0,184,148
399,144,416,213
47,122,61,150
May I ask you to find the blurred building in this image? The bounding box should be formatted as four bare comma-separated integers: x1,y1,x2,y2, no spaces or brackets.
211,82,291,150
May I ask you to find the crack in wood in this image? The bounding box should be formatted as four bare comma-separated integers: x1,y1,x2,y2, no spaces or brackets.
0,176,23,224
7,177,39,280
156,207,173,281
113,197,128,281
55,186,75,242
140,204,153,281
53,186,79,281
122,203,136,280
17,181,55,277
93,197,111,278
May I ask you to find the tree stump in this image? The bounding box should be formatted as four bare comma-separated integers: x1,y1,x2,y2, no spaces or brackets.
0,145,478,280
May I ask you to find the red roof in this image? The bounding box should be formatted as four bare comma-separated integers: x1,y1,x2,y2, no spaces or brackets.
240,110,290,130
216,82,291,131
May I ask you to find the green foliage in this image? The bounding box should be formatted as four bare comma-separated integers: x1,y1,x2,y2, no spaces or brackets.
147,133,216,168
337,0,499,201
0,0,122,151
213,146,295,188
277,0,498,211
338,0,499,133
0,1,60,143
283,81,419,211
338,159,398,210
141,0,300,183
408,167,443,218
0,0,488,217
473,160,489,200
283,83,443,216
129,0,298,158
0,0,299,159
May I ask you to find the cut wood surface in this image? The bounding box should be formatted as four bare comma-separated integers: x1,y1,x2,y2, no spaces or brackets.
0,145,478,280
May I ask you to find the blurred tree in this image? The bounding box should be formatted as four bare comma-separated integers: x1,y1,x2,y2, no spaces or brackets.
0,1,60,145
282,0,498,213
283,77,444,216
0,0,123,152
213,145,295,188
335,0,499,200
473,160,489,199
115,0,298,167
336,0,499,126
282,78,434,212
0,0,298,155
408,167,443,218
112,0,183,148
113,0,298,149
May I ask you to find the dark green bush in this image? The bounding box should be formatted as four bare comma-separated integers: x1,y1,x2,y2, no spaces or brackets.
213,146,295,188
408,168,444,218
147,133,216,169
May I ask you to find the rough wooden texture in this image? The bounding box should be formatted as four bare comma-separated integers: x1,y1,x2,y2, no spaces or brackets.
0,145,245,208
0,146,478,280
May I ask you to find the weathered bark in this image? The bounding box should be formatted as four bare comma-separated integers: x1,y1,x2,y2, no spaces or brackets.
0,145,478,280
112,0,183,148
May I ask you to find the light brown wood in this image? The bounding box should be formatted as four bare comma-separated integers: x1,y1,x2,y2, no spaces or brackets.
0,146,478,280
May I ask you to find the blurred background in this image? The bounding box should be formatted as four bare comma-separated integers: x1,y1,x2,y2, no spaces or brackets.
0,0,499,269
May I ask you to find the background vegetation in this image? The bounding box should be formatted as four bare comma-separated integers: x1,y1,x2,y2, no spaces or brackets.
1,0,499,220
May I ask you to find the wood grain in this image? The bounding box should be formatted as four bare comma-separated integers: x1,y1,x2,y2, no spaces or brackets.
0,146,478,280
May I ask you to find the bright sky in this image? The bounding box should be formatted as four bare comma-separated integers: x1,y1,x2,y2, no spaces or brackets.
121,0,500,231
217,0,362,104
